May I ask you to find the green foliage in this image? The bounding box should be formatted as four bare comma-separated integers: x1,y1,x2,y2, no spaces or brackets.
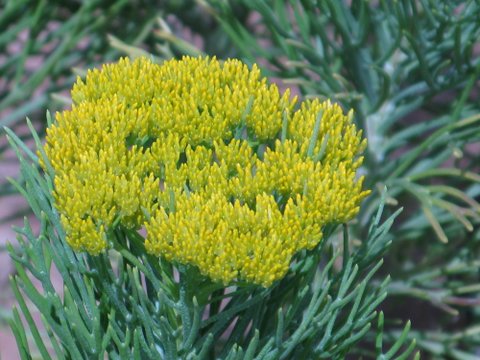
6,120,415,359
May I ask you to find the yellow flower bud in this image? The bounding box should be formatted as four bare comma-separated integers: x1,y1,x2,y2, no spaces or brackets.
44,56,369,286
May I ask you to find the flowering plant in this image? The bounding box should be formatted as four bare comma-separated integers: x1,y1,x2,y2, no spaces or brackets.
46,56,367,286
6,1,480,358
6,56,413,359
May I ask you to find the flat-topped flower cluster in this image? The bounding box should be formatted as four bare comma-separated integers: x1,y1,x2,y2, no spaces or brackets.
44,56,369,287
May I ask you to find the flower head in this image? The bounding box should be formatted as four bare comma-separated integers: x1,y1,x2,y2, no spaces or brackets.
44,56,369,287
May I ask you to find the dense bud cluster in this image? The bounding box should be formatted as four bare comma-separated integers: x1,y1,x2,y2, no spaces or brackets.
44,56,369,286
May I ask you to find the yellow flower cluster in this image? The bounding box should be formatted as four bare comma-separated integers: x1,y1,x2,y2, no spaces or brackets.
44,56,369,287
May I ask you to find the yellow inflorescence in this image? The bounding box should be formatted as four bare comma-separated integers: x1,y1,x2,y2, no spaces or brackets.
43,56,369,287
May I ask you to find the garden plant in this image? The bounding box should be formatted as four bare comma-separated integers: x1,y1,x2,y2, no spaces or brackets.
3,1,480,359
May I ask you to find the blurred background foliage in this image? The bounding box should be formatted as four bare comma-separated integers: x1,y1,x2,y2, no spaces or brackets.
2,0,480,359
